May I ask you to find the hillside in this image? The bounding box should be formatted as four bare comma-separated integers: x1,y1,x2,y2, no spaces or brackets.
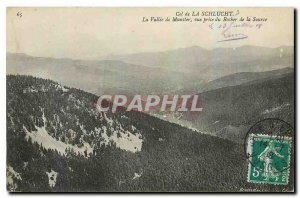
199,67,293,92
7,75,293,192
175,67,293,94
182,72,294,143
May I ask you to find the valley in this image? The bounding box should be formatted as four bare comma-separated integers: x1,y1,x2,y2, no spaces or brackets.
6,45,294,192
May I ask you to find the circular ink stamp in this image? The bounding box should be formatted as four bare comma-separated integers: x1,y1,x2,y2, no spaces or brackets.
244,118,294,185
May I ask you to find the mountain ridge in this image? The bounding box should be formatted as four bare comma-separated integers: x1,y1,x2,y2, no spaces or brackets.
7,74,261,192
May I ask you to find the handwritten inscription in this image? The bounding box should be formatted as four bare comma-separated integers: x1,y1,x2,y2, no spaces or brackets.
141,10,268,42
209,21,263,42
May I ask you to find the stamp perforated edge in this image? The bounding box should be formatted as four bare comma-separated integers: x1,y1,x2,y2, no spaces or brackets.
247,133,292,185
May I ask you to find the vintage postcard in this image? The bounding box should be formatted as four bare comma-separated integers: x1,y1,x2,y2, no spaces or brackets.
6,7,294,192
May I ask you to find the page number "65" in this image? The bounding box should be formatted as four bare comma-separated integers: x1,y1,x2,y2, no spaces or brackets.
17,12,22,18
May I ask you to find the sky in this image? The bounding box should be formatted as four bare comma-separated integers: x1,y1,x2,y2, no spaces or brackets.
7,7,294,60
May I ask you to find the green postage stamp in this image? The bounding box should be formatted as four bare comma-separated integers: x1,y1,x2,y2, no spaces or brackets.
247,134,291,185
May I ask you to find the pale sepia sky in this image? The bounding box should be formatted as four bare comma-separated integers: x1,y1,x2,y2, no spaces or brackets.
7,7,294,60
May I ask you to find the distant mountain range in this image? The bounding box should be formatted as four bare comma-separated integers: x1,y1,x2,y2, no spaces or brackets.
107,45,293,80
6,53,204,95
7,45,293,96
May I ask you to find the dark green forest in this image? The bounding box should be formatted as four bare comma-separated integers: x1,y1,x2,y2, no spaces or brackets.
184,72,294,143
7,75,294,192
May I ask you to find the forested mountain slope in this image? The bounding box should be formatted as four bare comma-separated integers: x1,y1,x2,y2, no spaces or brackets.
7,75,293,192
183,72,294,143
